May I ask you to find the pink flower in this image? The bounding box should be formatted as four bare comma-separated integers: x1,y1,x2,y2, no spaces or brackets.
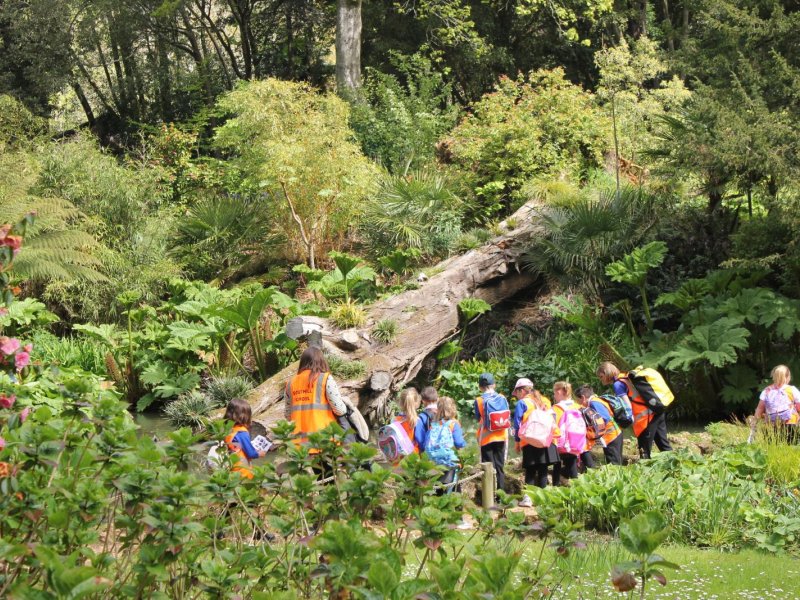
23,344,32,353
0,436,4,450
0,337,20,356
0,394,15,409
1,235,22,256
14,351,29,371
19,407,30,423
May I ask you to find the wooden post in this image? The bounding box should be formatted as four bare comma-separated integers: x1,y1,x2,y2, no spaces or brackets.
481,462,495,510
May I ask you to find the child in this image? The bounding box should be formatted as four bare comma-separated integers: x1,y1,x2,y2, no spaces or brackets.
551,381,586,484
416,386,439,451
754,364,800,444
576,384,623,465
473,373,509,492
394,387,422,453
512,378,559,502
224,398,267,480
425,395,466,493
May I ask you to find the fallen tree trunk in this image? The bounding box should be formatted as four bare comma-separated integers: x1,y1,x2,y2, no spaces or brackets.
249,200,542,429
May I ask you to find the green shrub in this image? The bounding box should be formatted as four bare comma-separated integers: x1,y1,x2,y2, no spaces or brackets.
454,227,493,252
0,94,47,151
214,79,378,267
29,330,107,374
530,446,800,553
326,354,367,379
372,319,398,344
163,391,216,429
330,301,367,329
446,69,609,222
361,169,463,259
204,375,254,408
438,358,509,415
349,54,460,174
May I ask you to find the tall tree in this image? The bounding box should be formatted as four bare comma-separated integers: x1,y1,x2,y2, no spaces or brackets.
336,0,362,95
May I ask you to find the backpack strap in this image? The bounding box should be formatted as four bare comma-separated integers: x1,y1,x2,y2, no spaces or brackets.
619,376,646,407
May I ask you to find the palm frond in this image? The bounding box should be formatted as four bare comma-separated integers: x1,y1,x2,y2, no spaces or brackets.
522,185,659,295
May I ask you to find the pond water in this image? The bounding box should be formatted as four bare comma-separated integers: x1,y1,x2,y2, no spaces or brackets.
134,411,176,440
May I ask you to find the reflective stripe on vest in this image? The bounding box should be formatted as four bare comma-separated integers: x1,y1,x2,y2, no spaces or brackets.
620,376,653,437
585,396,622,449
289,370,336,450
225,424,254,479
476,395,508,446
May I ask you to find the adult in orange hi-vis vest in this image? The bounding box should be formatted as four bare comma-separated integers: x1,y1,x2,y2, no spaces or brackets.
284,347,347,475
473,372,509,492
596,362,672,459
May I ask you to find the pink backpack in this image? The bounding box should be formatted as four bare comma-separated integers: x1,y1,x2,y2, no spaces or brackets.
378,420,415,462
556,404,587,455
519,407,555,448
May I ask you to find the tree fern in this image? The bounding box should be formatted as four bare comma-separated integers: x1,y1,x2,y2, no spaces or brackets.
0,151,106,283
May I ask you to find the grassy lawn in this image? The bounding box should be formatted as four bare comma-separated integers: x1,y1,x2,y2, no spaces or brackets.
554,541,799,599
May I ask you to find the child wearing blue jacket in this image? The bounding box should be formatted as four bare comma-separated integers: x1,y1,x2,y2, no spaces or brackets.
415,386,439,450
426,395,466,494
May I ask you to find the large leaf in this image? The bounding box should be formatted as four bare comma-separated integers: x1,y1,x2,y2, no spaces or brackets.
605,241,667,287
72,323,120,348
165,321,216,352
721,364,760,407
720,288,776,325
457,298,491,321
663,317,750,371
329,250,362,280
655,278,712,311
211,287,281,330
544,294,602,333
153,372,201,399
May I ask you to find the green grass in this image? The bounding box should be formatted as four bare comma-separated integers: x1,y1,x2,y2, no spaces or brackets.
401,529,798,598
552,540,800,598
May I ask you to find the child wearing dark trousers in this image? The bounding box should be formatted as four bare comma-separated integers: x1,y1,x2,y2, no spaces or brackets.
474,373,508,492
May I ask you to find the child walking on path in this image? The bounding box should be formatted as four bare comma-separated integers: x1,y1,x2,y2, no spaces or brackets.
395,387,422,454
754,364,800,444
425,395,466,493
224,398,267,480
576,384,623,466
474,373,509,492
512,378,559,504
552,381,586,484
415,387,439,451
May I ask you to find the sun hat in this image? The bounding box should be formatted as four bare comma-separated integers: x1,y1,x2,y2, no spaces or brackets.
514,377,534,389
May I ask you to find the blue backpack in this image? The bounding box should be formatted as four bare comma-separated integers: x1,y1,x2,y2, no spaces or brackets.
426,419,458,467
482,391,511,432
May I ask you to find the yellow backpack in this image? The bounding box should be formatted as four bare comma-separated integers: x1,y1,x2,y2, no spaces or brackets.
627,366,675,414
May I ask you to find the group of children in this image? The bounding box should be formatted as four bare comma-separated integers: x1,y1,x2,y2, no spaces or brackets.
382,372,628,504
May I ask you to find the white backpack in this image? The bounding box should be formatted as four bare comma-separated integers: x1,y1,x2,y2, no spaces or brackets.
519,408,555,448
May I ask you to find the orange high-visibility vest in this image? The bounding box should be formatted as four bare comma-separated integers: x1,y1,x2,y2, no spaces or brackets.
585,395,622,450
225,424,254,480
475,395,509,446
288,369,336,451
619,375,653,438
